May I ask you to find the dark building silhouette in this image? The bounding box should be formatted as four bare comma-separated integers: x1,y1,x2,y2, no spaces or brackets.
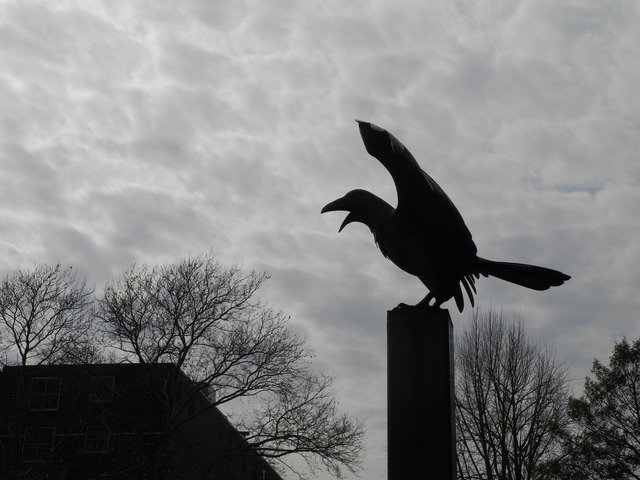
0,363,284,479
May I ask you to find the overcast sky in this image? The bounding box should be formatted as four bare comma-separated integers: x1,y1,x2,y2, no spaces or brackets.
1,1,639,478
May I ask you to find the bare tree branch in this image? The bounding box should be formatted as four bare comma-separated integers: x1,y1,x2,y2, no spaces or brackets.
0,264,94,365
95,252,365,479
455,307,570,480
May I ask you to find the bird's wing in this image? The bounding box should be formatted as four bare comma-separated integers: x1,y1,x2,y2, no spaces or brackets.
357,120,477,257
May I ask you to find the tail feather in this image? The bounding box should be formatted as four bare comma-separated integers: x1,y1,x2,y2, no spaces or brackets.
473,257,571,291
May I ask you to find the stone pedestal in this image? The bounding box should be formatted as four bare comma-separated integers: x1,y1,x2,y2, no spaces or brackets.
387,306,455,480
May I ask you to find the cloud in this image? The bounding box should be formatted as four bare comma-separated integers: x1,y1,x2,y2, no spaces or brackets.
1,1,639,478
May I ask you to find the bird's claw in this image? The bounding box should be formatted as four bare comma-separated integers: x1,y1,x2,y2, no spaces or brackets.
394,302,411,310
393,301,442,311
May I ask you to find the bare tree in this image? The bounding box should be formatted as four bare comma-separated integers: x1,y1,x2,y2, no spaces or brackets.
97,254,266,368
455,307,570,480
0,264,94,365
95,252,365,479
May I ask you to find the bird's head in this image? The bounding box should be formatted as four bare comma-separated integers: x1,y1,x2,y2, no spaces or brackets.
321,189,392,232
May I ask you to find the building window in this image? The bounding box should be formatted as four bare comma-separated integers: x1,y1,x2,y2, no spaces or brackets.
85,426,109,453
22,427,55,462
89,376,115,402
29,377,61,411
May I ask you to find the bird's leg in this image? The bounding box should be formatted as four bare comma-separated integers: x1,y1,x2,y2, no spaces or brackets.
395,292,437,310
417,292,434,307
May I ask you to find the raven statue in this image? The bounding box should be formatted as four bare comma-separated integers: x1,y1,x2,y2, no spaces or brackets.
321,121,570,312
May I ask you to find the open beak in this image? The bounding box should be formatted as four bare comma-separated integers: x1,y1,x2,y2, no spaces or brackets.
321,197,355,232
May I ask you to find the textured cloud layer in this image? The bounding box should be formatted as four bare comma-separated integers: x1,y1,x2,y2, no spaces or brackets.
1,1,639,478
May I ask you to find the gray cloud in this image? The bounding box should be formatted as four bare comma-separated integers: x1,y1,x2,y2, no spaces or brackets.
1,1,639,478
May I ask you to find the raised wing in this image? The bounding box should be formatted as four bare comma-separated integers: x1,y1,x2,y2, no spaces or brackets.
356,120,477,258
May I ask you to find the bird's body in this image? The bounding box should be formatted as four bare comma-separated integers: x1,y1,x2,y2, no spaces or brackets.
322,121,570,312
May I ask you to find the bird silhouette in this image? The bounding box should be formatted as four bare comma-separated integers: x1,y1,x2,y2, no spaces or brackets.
321,121,570,312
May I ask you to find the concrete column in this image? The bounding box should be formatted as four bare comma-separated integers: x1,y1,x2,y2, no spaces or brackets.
387,306,455,480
